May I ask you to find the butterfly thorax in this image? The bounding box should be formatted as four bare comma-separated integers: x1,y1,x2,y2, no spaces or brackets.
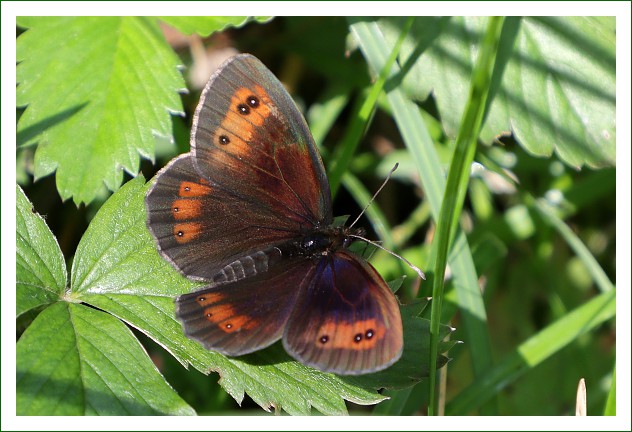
287,225,364,259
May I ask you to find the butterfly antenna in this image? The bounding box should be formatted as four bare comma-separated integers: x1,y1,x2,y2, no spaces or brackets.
347,163,426,280
349,232,426,280
348,163,399,229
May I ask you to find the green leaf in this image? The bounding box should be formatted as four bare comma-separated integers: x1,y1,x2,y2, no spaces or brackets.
159,16,273,36
16,302,194,415
16,185,66,317
377,16,615,169
210,344,385,415
70,176,207,369
16,17,185,204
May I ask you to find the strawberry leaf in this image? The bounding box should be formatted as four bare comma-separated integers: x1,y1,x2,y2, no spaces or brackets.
16,17,185,204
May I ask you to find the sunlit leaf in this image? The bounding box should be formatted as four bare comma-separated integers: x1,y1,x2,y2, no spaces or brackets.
16,17,185,204
378,16,615,169
16,185,66,317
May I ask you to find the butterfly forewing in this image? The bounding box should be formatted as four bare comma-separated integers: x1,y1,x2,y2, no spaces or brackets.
192,54,332,228
146,154,306,280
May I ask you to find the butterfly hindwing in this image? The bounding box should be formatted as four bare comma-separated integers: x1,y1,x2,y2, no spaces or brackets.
283,250,403,375
175,255,316,355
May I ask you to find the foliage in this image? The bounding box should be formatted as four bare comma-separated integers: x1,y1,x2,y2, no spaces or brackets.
16,16,616,416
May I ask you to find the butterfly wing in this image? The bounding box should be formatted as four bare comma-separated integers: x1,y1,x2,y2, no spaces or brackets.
283,250,403,375
146,154,308,280
191,54,331,229
175,254,316,355
146,54,332,280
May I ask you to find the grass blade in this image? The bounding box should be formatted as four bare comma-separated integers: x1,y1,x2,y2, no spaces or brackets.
427,16,505,415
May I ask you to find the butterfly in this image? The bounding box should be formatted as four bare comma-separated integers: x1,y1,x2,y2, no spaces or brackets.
146,54,405,375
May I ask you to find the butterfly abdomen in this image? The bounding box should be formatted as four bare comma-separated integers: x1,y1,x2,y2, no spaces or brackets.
208,227,351,288
210,247,283,286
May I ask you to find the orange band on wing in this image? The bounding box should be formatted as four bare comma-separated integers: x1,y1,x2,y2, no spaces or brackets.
317,319,384,350
179,181,212,197
172,199,203,220
195,292,224,306
173,222,202,244
203,302,258,333
212,85,274,156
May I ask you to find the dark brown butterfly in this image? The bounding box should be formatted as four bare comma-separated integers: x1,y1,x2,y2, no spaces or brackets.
146,54,403,375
